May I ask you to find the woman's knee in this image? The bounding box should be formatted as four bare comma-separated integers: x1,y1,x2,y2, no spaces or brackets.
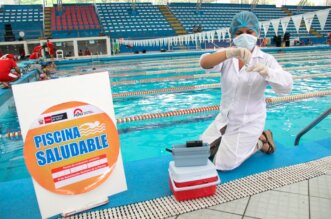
214,150,241,171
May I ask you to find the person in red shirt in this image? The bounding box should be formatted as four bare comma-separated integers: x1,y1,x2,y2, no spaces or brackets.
29,52,40,60
0,54,21,88
46,40,54,57
33,45,43,54
84,48,91,56
29,44,45,60
46,40,56,67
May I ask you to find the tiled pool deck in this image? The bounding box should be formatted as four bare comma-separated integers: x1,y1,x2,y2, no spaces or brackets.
169,173,331,219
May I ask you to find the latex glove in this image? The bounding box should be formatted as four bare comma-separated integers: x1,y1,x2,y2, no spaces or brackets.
225,48,252,65
247,63,269,77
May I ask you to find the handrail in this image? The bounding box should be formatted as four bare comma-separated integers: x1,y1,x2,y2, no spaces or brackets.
294,107,331,145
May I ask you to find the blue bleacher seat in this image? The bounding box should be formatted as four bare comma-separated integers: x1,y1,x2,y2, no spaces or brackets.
0,4,43,40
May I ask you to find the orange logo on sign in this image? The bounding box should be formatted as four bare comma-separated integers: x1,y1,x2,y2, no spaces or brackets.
24,101,120,195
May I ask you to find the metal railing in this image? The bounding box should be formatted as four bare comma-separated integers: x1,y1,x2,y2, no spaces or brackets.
294,107,331,145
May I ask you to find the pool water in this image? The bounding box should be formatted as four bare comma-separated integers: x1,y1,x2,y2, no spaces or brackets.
0,49,330,182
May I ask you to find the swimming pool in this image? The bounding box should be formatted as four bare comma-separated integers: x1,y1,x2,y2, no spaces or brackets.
0,48,330,182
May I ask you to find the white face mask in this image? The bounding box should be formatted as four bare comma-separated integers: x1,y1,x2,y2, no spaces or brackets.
233,33,257,50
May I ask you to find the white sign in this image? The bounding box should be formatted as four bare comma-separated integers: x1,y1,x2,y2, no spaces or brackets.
13,72,127,218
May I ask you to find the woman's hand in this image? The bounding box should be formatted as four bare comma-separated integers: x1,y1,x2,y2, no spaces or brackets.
225,48,252,65
247,63,269,77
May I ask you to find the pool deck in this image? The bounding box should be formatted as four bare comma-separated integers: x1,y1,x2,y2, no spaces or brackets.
1,137,331,219
168,172,331,219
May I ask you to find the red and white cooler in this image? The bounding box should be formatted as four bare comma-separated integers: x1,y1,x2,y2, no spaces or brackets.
168,160,220,201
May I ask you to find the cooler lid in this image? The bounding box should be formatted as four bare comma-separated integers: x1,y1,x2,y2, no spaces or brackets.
172,143,209,156
169,160,218,183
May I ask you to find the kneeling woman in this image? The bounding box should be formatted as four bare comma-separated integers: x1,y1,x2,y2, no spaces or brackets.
0,54,21,88
200,11,293,171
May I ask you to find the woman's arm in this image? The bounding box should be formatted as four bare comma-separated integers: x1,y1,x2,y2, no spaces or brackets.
265,57,293,94
247,55,293,94
200,48,252,69
200,50,227,69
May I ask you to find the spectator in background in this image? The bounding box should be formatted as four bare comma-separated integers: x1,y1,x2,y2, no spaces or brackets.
19,48,25,60
0,54,21,88
46,39,55,64
261,37,268,47
327,32,331,46
66,51,72,57
39,62,56,81
112,41,120,54
84,48,91,56
197,24,202,33
29,52,39,60
29,60,42,75
78,50,83,56
29,44,45,60
283,32,290,47
192,25,197,33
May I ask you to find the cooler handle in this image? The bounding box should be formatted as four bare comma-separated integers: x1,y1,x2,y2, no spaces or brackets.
169,171,220,192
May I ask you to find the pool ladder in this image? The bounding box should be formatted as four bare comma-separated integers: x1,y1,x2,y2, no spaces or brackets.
294,107,331,145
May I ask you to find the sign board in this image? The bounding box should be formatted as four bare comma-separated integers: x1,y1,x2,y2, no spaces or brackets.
13,72,127,218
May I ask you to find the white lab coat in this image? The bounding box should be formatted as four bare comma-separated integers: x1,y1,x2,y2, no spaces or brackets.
200,46,293,171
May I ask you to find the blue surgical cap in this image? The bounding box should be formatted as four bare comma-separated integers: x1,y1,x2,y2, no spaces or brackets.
229,11,259,37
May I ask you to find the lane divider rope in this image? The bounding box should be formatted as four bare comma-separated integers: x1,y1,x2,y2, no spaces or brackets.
113,84,219,98
108,63,331,79
58,62,331,79
0,131,21,139
292,72,331,79
112,71,331,86
110,67,199,78
111,73,220,86
2,90,331,138
73,51,331,72
86,51,331,68
113,72,331,98
104,56,331,73
116,90,331,123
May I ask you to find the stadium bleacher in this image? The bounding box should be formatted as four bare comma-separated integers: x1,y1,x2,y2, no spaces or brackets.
0,5,43,41
0,3,329,44
95,2,175,39
168,3,329,39
51,4,101,38
285,5,331,37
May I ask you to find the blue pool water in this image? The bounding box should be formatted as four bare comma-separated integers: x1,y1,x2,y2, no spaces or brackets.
0,49,330,182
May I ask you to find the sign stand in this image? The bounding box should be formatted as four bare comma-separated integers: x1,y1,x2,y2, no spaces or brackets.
62,197,109,217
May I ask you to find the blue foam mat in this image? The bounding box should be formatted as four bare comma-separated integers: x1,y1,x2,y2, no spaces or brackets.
1,137,330,219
